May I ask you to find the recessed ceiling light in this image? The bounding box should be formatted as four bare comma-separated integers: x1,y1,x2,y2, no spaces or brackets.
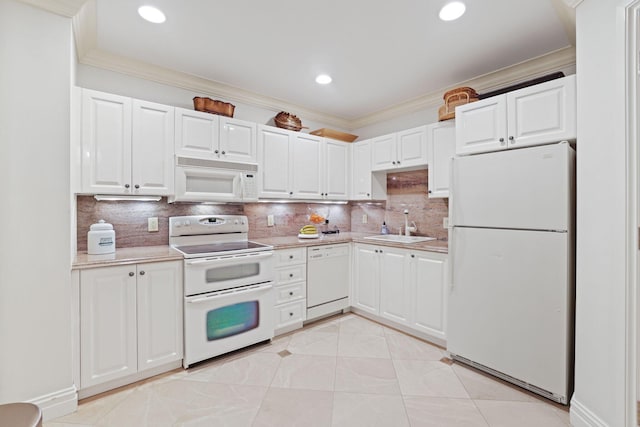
138,5,166,24
315,74,332,85
439,1,466,21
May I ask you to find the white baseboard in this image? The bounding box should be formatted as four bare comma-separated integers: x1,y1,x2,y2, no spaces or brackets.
28,385,78,421
570,397,610,427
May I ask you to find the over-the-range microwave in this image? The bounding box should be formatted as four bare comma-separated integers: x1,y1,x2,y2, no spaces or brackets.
169,156,258,203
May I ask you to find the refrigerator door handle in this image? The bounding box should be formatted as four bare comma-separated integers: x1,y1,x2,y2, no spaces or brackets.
449,227,455,289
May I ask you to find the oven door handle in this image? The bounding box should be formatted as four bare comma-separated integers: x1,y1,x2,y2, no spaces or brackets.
185,251,273,266
186,283,273,304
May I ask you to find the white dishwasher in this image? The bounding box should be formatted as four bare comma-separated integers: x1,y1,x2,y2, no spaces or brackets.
306,243,350,321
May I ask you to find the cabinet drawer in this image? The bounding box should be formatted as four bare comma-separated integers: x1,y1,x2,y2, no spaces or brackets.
275,248,306,266
275,300,306,329
276,264,307,285
275,282,306,305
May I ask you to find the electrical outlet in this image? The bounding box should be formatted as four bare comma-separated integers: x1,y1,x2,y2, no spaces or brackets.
443,217,449,228
148,217,159,232
267,214,274,227
362,214,368,224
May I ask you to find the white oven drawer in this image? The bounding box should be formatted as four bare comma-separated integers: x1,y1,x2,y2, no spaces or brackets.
275,282,306,305
275,248,306,266
183,282,275,368
275,300,306,329
276,264,306,286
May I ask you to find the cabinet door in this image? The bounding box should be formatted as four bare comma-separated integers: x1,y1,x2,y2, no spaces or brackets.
397,126,428,168
323,139,350,200
351,140,373,199
80,265,137,388
292,133,323,199
379,247,411,325
427,121,456,198
258,125,292,198
174,108,219,159
371,133,398,171
506,75,576,149
219,117,257,163
352,244,379,315
137,261,183,371
455,95,507,155
131,100,174,195
81,89,132,194
411,251,447,340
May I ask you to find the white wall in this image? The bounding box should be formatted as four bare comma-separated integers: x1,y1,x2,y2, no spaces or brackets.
571,1,631,426
0,0,75,418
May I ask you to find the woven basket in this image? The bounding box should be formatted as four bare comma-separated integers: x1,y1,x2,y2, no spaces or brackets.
438,88,479,121
193,97,235,117
274,111,306,132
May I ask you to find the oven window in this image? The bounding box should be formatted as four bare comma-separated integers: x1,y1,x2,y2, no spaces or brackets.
206,301,259,341
205,263,260,283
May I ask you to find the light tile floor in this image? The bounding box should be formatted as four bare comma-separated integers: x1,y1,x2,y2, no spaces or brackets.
46,314,571,427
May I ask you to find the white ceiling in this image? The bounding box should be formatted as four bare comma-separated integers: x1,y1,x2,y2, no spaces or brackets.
78,0,572,125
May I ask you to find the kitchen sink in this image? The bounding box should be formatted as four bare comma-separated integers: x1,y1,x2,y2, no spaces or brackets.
363,235,437,244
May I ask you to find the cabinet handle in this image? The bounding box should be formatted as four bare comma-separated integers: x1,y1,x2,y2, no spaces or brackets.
428,190,432,194
139,270,145,275
411,254,415,258
397,161,401,165
134,184,140,189
499,137,505,146
289,191,293,195
124,184,130,189
129,272,134,277
392,161,396,165
289,291,294,296
214,149,219,154
289,255,294,259
289,312,294,317
509,136,515,144
367,193,370,197
221,151,226,155
289,273,294,278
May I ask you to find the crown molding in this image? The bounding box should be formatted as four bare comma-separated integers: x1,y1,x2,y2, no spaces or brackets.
350,46,576,130
79,49,353,130
18,0,87,17
563,0,583,8
72,0,95,60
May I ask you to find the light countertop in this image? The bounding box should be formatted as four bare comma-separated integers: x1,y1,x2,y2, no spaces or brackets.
73,246,184,270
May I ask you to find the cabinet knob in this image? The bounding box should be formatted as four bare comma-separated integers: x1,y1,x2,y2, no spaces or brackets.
289,191,293,195
289,312,294,317
367,193,370,197
397,161,401,165
139,270,145,275
134,184,140,189
392,161,396,165
428,190,432,194
129,272,134,277
499,137,505,146
124,184,130,189
289,255,294,259
380,250,383,253
214,149,219,154
221,151,226,155
509,136,515,143
411,254,415,258
289,291,294,296
289,273,294,278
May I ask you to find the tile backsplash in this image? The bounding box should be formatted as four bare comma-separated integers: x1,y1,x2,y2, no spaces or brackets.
76,169,448,250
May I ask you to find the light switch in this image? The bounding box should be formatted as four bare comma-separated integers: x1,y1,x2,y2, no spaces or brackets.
148,217,159,232
267,215,275,227
362,214,368,224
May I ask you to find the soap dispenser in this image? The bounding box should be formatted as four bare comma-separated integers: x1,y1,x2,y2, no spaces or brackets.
381,221,389,234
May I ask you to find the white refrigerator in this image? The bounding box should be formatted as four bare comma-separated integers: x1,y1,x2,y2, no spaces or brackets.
447,142,575,404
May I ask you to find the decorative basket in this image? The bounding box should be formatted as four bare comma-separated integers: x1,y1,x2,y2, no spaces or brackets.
438,87,479,121
193,97,235,117
274,111,306,132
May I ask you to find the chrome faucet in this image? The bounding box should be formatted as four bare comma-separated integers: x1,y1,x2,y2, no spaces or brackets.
403,209,417,236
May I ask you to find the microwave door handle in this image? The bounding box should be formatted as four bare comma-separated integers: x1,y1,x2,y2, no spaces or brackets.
185,251,273,266
187,283,273,303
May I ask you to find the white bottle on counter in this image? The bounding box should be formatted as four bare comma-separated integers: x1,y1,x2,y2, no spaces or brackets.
87,220,116,254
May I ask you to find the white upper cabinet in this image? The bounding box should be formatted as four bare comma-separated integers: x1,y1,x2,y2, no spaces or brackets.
219,117,257,163
258,125,292,198
371,126,428,171
81,89,174,195
322,139,350,200
455,75,576,155
291,133,323,199
258,125,350,200
427,121,456,198
350,139,386,200
175,108,257,163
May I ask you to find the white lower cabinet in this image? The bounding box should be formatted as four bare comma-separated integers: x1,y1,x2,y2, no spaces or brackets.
80,261,183,390
353,243,448,343
273,247,307,335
